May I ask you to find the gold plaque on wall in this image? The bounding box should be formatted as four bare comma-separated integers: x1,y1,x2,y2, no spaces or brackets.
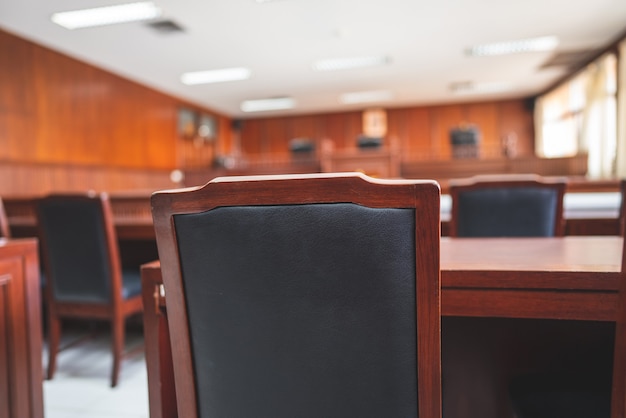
362,108,387,138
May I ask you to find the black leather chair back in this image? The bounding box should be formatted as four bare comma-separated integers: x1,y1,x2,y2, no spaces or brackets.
175,203,417,418
456,187,561,237
151,173,442,418
37,195,113,303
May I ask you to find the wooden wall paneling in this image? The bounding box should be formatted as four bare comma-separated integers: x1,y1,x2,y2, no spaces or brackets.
286,115,321,151
0,31,37,162
465,102,499,159
240,120,264,157
497,100,535,157
431,104,464,160
385,108,407,156
322,111,361,150
403,107,432,160
214,115,233,157
263,118,291,162
0,28,225,178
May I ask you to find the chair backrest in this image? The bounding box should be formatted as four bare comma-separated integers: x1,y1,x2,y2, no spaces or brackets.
0,197,10,238
448,174,566,237
151,173,442,418
36,193,123,304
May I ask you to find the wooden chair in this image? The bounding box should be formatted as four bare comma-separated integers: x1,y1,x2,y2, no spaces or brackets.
151,172,442,418
0,197,10,238
448,174,566,237
509,181,626,418
36,193,143,387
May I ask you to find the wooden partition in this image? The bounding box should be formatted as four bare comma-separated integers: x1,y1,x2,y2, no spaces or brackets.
0,161,179,196
0,239,43,418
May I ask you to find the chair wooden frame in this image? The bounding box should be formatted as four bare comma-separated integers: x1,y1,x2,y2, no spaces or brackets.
36,193,143,387
0,197,10,238
448,174,567,237
151,172,442,418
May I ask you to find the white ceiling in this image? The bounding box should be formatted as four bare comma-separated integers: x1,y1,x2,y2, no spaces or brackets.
1,0,625,118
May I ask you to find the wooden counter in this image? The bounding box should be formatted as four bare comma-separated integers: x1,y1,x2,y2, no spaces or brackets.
0,238,44,418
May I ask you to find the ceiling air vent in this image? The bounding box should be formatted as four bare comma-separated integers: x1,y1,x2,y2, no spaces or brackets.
146,19,185,34
540,50,599,70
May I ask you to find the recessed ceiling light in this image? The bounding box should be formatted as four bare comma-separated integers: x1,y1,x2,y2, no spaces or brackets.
339,90,393,104
468,36,559,56
314,55,389,71
51,2,162,30
241,97,295,112
181,68,251,85
450,81,513,95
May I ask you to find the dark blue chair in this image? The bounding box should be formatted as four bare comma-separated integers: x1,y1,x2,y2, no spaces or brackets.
449,174,566,237
36,193,143,387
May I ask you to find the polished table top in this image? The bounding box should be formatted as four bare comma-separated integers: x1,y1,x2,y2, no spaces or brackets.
441,236,623,321
145,236,624,319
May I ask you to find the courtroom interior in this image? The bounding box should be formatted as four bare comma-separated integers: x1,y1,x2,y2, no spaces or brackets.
1,0,626,417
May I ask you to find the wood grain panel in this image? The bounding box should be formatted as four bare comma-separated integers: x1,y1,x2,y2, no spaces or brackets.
431,104,464,159
466,102,499,158
0,29,228,174
0,162,177,196
390,107,432,160
497,100,535,157
239,100,535,165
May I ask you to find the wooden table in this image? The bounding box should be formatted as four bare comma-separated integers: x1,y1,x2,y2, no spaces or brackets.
0,238,44,418
143,236,624,417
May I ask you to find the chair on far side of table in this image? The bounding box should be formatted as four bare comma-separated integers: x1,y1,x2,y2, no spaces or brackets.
0,197,10,238
151,172,443,418
36,193,143,387
448,174,566,237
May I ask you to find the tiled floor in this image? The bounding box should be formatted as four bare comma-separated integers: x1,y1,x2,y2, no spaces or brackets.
43,329,149,418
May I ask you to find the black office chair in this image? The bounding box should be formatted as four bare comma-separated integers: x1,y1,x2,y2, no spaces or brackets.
151,172,443,418
448,174,566,237
0,197,10,238
36,193,143,387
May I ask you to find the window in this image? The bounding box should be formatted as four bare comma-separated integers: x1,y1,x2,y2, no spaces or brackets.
535,53,617,178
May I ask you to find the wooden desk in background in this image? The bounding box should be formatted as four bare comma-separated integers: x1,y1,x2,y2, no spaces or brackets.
3,189,622,240
141,236,624,418
0,238,44,418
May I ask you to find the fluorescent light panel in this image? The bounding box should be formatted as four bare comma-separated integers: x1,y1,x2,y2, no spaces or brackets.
340,90,393,104
241,97,295,112
181,68,251,85
51,2,162,30
468,36,559,56
314,55,389,71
